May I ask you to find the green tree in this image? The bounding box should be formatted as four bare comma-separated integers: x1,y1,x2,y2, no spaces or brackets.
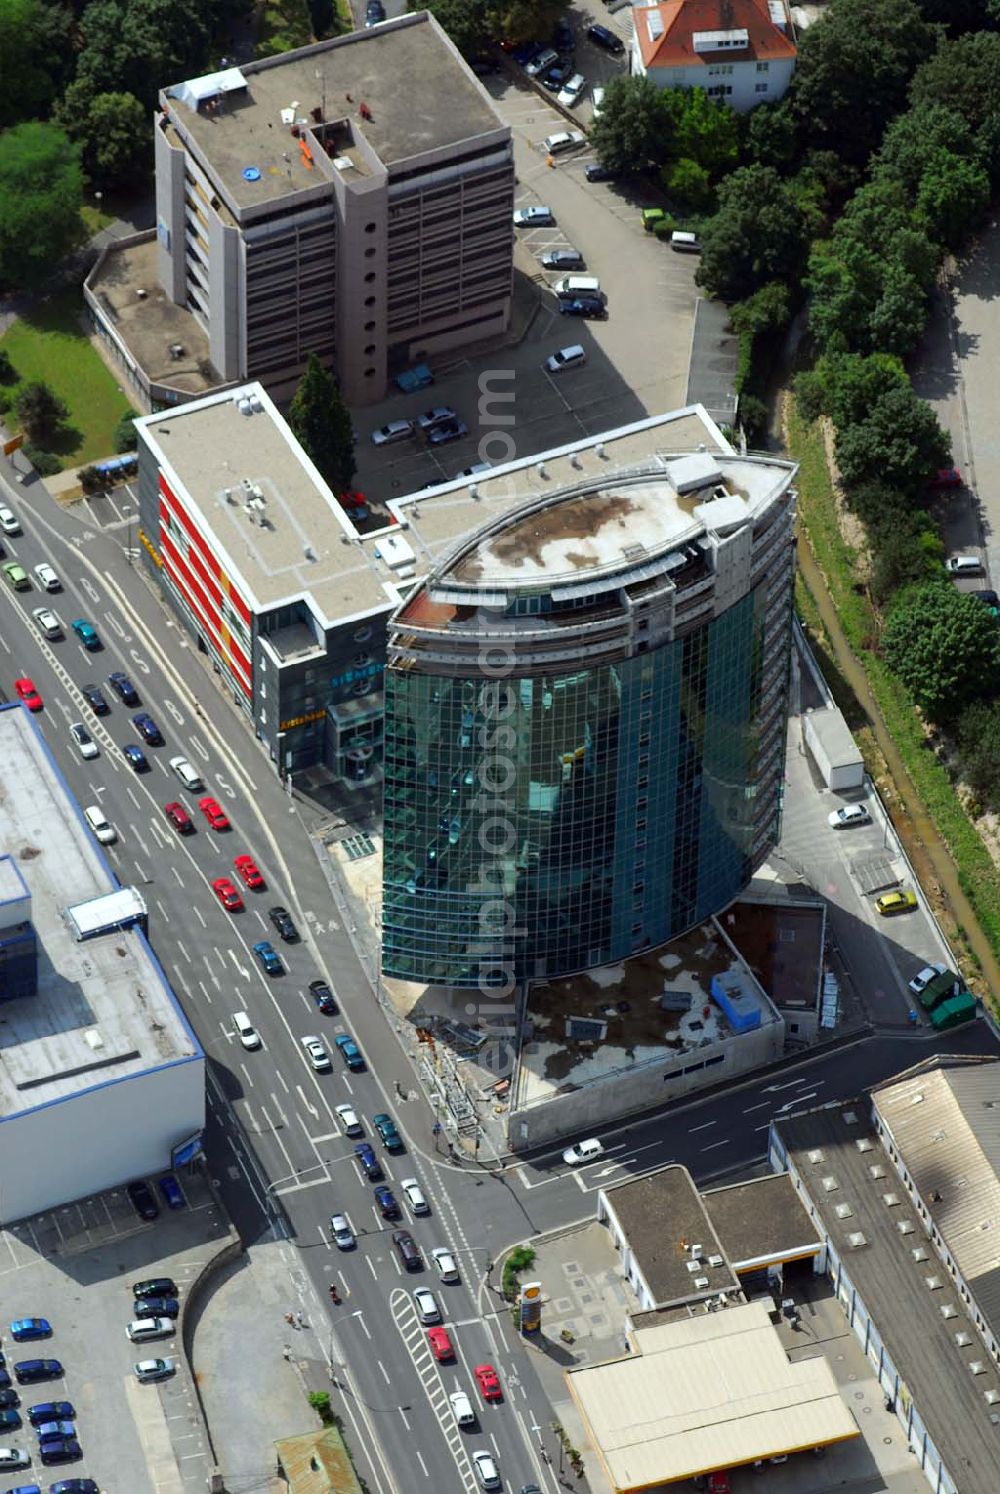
695,165,809,302
745,99,799,169
57,86,151,192
795,352,909,429
0,123,82,291
14,381,69,446
911,32,1000,133
591,76,675,176
288,354,356,493
413,0,491,53
663,158,713,215
835,384,950,493
114,411,139,452
485,0,568,44
0,0,74,128
308,0,335,33
916,154,990,250
75,0,214,112
789,0,939,165
955,700,1000,811
671,87,740,179
875,103,977,192
730,282,792,341
911,0,995,32
869,521,942,605
883,582,1000,721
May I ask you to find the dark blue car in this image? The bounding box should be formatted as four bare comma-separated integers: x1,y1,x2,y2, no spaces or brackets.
27,1401,75,1425
132,712,162,745
158,1174,185,1210
354,1142,383,1181
108,671,139,705
122,742,148,771
14,1360,63,1383
132,1296,179,1319
559,296,606,319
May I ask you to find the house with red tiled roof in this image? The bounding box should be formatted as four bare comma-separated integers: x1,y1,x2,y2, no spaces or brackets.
631,0,797,112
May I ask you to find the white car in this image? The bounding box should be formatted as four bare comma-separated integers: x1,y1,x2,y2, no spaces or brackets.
432,1246,459,1282
413,1287,440,1323
0,505,20,535
592,84,605,117
84,804,117,844
557,73,586,107
827,804,871,829
336,1102,363,1137
371,419,415,447
401,1177,429,1215
134,1357,175,1382
330,1212,355,1249
449,1389,475,1427
34,561,61,591
32,606,62,639
0,1449,30,1470
473,1449,501,1490
544,130,585,154
908,962,947,997
302,1036,331,1071
563,1137,604,1166
169,754,204,791
544,345,586,374
70,722,99,760
127,1316,174,1342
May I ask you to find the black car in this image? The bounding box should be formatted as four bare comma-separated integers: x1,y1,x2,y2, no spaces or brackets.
586,21,624,53
133,1296,179,1318
392,1229,422,1271
268,906,298,942
309,978,337,1014
469,56,500,75
132,712,163,744
82,684,109,716
108,671,139,705
354,1142,383,1181
14,1359,63,1384
540,248,585,270
133,1277,178,1299
552,18,574,51
0,1389,18,1410
585,162,616,183
40,1436,82,1464
0,1407,20,1429
127,1179,159,1220
559,296,607,319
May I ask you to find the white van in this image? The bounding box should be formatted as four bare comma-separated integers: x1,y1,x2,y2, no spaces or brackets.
945,554,983,576
670,230,700,252
449,1390,476,1427
84,805,117,844
169,755,204,791
233,1011,261,1050
552,275,601,300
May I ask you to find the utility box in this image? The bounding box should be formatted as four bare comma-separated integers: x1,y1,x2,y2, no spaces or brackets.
803,708,864,792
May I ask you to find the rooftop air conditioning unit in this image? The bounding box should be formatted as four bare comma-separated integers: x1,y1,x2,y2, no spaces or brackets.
136,288,148,300
694,1276,709,1289
169,343,185,359
690,1243,703,1258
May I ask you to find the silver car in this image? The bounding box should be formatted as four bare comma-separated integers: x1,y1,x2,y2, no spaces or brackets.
32,606,62,639
70,722,99,760
473,1449,501,1490
330,1213,355,1249
371,420,415,446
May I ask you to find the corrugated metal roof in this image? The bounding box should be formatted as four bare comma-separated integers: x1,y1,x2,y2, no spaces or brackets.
566,1300,857,1489
875,1062,1000,1342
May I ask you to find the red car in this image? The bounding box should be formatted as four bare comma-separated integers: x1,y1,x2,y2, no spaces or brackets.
427,1326,454,1362
234,854,265,890
707,1475,731,1494
212,877,243,912
15,677,43,711
928,466,962,489
199,796,230,831
164,801,194,834
474,1363,501,1402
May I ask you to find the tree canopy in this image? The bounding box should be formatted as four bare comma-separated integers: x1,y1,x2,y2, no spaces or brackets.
57,86,151,192
288,355,356,494
0,0,74,128
883,583,1000,721
694,165,809,302
590,76,674,176
0,123,82,291
834,382,950,493
414,0,568,50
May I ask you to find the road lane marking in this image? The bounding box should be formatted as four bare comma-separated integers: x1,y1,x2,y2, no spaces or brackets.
743,1101,770,1113
701,1139,730,1152
353,1310,372,1340
689,1120,715,1133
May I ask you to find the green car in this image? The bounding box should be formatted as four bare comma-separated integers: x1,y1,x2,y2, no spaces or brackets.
373,1112,404,1152
2,560,29,591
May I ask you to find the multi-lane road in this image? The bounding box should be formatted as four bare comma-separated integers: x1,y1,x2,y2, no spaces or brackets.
3,460,999,1494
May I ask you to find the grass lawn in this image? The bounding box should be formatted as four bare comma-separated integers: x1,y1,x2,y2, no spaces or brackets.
0,290,135,469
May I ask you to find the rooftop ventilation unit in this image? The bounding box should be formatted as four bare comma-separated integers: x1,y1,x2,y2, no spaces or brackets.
911,1246,929,1262
846,1231,868,1249
855,1139,874,1153
821,1175,839,1193
169,343,185,360
536,462,548,479
956,1331,973,1348
868,1164,886,1180
925,1275,943,1291
842,1110,859,1125
834,1203,853,1220
707,1254,724,1268
882,1193,901,1208
694,1276,709,1290
896,1220,915,1235
303,546,317,562
807,1149,824,1165
985,1388,1000,1405
136,288,148,300
690,1243,702,1258
970,1361,988,1376
595,443,606,459
940,1304,958,1319
686,1259,701,1274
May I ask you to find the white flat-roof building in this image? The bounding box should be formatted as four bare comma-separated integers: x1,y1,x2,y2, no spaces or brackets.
0,705,204,1223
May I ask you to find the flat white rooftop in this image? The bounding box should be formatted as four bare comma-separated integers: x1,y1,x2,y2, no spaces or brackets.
0,707,199,1116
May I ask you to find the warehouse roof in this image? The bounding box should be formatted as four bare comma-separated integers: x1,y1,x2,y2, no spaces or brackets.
567,1299,858,1489
703,1173,821,1269
873,1060,1000,1355
0,706,199,1117
777,1085,1000,1494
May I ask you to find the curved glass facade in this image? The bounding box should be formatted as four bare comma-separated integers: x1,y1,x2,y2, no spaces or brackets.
382,581,782,989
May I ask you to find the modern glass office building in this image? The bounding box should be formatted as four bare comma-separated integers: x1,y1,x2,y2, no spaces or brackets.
382,448,797,988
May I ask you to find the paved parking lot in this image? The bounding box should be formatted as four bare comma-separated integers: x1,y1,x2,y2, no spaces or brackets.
354,63,699,501
0,1174,232,1494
